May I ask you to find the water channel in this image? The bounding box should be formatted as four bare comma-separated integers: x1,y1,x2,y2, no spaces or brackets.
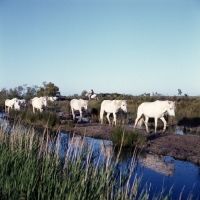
0,113,200,199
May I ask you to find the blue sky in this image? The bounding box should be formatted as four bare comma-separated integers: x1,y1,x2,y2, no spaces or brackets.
1,0,200,96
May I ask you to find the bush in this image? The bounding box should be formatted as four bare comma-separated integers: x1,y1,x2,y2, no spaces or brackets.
111,128,146,147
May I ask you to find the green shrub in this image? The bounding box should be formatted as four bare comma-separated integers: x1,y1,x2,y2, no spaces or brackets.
111,128,146,147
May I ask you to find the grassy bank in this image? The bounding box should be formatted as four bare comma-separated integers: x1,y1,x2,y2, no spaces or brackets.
0,124,185,200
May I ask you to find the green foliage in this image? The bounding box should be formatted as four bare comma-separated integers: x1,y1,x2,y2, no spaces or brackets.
9,110,61,129
66,121,75,128
36,82,59,97
81,90,88,96
111,128,146,147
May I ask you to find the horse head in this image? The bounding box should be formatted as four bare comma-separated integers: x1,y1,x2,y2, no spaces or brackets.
42,96,48,107
120,100,127,113
167,101,175,117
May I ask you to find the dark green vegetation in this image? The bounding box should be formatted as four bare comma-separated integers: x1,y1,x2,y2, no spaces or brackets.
9,109,60,129
111,128,146,147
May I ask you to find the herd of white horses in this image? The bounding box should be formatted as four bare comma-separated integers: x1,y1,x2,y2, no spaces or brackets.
4,95,176,133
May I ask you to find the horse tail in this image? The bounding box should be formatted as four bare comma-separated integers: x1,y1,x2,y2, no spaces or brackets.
137,117,144,128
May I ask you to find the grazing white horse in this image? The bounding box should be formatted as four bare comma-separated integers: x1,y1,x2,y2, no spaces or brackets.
100,100,127,126
32,96,48,113
85,93,99,100
48,96,58,101
70,99,88,122
5,98,18,113
134,100,175,133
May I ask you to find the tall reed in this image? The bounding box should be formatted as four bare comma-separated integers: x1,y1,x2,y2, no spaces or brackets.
0,123,193,199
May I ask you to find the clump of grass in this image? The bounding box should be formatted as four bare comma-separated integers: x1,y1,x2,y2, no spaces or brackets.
9,109,61,128
111,128,146,147
66,120,75,128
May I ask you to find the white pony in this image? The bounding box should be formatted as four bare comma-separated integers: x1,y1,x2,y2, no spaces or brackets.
100,100,127,126
134,100,175,133
70,99,88,122
32,96,48,113
85,93,99,100
5,98,18,113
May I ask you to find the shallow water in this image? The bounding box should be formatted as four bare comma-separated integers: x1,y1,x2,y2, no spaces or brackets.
0,114,200,199
53,132,200,199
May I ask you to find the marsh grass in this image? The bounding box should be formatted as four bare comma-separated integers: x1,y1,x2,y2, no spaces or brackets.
0,123,195,199
0,124,142,199
111,128,146,147
9,109,60,128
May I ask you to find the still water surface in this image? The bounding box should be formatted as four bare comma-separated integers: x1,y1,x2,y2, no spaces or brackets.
0,113,200,199
56,132,200,199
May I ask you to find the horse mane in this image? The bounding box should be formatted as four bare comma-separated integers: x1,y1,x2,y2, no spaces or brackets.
114,100,123,107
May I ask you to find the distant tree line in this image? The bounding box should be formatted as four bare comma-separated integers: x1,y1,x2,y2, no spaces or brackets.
0,82,60,102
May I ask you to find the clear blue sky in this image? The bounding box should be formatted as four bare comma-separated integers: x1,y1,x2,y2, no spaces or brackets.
1,0,200,96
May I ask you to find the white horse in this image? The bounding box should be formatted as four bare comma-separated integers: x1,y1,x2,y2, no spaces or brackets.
32,96,48,113
14,101,21,111
134,100,175,133
85,93,99,100
5,98,18,113
17,99,27,107
48,96,58,101
70,99,88,122
100,100,127,126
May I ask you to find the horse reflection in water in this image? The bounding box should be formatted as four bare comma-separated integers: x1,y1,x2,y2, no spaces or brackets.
139,153,174,176
99,140,113,158
64,135,88,168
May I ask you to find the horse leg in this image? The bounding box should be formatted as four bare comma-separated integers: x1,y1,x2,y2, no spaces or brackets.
112,113,116,126
78,110,82,122
154,117,158,133
160,116,167,133
100,109,104,124
106,113,111,125
134,114,142,128
144,117,149,133
71,107,75,120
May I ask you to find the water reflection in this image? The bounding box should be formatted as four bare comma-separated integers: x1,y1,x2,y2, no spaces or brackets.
1,116,200,199
139,153,174,176
175,128,184,135
99,140,113,158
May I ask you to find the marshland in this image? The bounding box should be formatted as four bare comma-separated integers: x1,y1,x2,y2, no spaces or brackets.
0,83,200,199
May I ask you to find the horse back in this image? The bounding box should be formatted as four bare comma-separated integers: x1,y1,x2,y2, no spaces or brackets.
101,100,116,112
138,101,167,117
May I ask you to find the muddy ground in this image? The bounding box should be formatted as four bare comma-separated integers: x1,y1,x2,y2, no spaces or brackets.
60,122,200,166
